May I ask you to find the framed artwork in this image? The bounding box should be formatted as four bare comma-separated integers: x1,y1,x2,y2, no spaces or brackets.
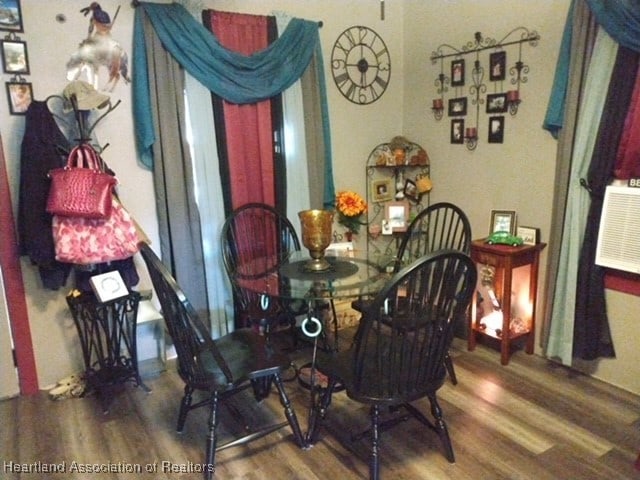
1,39,28,74
486,93,507,113
517,226,540,245
451,119,464,144
451,59,465,86
372,178,393,202
6,81,32,115
448,97,467,117
489,51,506,81
385,200,410,233
403,178,419,203
490,210,517,235
488,116,505,143
0,0,24,33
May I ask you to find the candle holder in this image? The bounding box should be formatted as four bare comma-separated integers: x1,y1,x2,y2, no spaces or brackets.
298,209,334,272
432,97,444,120
464,127,478,151
507,89,521,116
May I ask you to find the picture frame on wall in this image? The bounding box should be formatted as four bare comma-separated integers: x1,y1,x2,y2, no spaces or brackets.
486,93,507,113
0,0,24,33
451,59,465,86
371,178,393,203
516,226,540,245
1,39,28,74
488,116,505,143
403,178,419,203
451,119,464,144
489,51,506,81
490,210,517,235
6,81,32,115
448,97,467,117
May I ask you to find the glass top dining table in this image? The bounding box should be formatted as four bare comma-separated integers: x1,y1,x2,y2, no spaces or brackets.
232,250,394,303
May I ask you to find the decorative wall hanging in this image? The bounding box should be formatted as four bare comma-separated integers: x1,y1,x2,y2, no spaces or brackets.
1,37,27,74
331,25,391,105
6,80,31,114
66,4,130,92
430,28,539,150
0,0,23,33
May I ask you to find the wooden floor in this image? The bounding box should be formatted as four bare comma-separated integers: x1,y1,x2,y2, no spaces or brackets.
2,335,639,480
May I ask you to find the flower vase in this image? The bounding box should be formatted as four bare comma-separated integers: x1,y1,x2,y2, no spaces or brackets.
345,231,354,242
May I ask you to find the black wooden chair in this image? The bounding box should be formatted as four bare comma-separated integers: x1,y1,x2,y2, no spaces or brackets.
221,203,306,340
139,243,306,479
353,202,472,383
307,250,477,480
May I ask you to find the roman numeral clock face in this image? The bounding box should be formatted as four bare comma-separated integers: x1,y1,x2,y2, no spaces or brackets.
331,26,391,105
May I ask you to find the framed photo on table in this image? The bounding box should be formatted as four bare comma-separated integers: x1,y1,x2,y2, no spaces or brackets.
517,226,540,245
489,209,516,235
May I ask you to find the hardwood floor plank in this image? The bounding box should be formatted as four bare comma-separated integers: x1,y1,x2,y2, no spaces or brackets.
2,341,639,479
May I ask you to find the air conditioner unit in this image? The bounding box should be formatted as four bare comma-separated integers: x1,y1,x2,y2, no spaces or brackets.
595,185,640,274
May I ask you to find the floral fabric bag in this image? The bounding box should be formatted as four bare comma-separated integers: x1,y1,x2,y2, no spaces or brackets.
52,196,140,265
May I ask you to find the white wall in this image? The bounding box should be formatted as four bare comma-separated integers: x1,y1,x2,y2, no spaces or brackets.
2,1,638,394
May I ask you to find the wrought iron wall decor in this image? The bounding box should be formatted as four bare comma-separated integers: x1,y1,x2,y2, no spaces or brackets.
430,28,540,150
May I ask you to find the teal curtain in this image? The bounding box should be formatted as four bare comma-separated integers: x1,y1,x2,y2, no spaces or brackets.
544,0,640,136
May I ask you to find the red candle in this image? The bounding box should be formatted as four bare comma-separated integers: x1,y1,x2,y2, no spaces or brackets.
465,127,477,138
507,90,519,102
432,98,443,109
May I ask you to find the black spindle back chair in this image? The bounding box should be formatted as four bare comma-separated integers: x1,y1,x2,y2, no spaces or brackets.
139,243,305,480
308,250,477,480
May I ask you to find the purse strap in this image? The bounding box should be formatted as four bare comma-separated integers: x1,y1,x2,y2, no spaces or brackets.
66,144,105,172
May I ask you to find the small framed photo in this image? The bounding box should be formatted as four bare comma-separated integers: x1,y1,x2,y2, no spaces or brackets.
517,226,540,245
490,210,517,235
451,119,464,144
6,81,32,115
1,39,28,74
486,93,507,113
488,116,505,144
403,178,419,203
489,51,506,81
386,200,410,233
372,178,393,203
0,0,24,33
451,59,465,86
448,97,467,117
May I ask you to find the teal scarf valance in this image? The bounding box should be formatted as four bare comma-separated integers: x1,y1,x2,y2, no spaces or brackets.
133,2,321,164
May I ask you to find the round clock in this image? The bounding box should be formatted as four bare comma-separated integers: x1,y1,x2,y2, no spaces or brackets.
331,26,391,105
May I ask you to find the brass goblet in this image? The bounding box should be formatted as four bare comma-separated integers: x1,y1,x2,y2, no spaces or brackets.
298,209,334,272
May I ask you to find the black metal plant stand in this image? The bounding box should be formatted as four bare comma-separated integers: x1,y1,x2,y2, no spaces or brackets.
66,291,150,413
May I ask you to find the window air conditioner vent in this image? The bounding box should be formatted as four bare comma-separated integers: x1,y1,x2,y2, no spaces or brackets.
595,186,640,274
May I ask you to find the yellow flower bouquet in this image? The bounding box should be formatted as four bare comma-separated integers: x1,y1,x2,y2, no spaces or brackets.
335,190,367,234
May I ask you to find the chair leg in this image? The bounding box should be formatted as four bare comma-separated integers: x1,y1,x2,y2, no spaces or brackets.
369,405,380,480
177,385,194,433
204,393,219,480
272,374,306,448
444,350,458,385
428,394,455,463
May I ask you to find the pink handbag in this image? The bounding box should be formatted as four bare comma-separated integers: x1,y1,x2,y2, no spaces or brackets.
52,196,140,265
46,144,117,219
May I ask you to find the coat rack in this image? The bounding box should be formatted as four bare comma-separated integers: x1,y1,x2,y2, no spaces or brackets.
430,28,540,150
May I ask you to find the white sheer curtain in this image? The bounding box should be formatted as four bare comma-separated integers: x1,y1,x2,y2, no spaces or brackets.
275,12,311,239
185,73,234,338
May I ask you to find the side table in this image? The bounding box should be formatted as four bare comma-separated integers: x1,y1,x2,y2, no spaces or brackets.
67,291,150,412
467,240,547,365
